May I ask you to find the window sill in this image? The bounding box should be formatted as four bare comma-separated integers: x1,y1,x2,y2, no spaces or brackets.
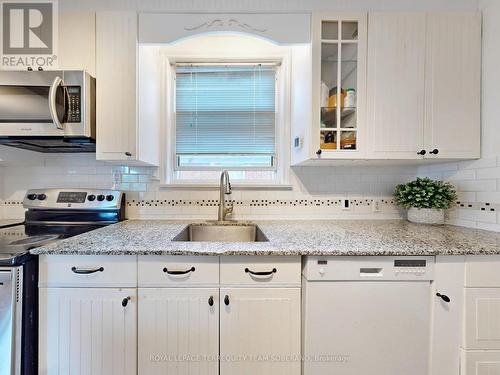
158,183,293,191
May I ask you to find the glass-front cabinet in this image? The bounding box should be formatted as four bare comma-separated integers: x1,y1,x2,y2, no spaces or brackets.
312,13,367,159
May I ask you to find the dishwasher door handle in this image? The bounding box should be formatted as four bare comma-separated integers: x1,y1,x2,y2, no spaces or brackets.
359,268,383,277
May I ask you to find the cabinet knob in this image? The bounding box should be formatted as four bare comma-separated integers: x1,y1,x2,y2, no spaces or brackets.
417,149,426,155
436,293,450,303
316,149,322,156
125,152,132,157
122,296,131,307
224,295,230,306
430,149,439,155
208,296,214,307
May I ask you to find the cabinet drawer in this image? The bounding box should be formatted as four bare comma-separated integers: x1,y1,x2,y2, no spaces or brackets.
464,288,500,349
461,349,500,375
220,256,301,286
138,256,219,287
466,256,500,287
39,255,137,287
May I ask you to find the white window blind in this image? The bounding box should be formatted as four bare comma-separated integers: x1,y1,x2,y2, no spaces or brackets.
175,63,277,169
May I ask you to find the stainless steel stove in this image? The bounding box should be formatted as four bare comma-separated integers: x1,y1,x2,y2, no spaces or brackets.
0,188,125,375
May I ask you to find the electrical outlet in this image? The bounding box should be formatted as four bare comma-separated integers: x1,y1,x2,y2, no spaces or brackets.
372,199,381,213
342,199,350,210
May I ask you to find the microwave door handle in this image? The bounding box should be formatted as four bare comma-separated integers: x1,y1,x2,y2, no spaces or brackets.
48,76,64,130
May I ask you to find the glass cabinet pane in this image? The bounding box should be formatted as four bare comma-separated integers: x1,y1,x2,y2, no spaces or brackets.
342,21,358,40
320,42,338,126
322,21,338,40
340,43,358,129
320,130,337,150
340,131,356,150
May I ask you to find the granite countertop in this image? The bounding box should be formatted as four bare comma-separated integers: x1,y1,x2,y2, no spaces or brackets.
31,219,500,256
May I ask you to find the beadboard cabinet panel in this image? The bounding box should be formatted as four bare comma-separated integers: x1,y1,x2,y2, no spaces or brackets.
138,288,219,375
424,12,481,159
366,12,426,159
39,288,137,375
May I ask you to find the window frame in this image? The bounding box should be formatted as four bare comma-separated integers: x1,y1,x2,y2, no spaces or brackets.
161,52,291,188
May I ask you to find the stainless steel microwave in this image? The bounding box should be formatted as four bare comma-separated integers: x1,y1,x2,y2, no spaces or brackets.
0,70,96,152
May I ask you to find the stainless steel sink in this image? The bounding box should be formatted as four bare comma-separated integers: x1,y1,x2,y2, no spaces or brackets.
172,223,269,242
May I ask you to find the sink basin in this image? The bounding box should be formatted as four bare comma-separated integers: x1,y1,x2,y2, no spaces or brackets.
172,223,269,243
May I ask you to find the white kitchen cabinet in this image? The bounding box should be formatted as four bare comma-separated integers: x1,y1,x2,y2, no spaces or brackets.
310,12,368,159
366,11,481,160
95,12,160,165
39,287,137,375
464,288,500,350
138,288,219,375
58,12,96,76
366,12,426,159
424,13,481,159
461,350,500,375
220,287,301,375
430,256,465,375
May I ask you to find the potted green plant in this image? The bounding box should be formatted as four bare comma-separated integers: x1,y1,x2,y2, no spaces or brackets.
394,177,457,224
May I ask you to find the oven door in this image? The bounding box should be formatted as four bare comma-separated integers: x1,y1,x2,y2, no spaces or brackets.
0,71,68,136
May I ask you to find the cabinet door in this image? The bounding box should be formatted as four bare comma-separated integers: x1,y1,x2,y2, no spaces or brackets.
366,12,426,159
138,288,219,375
58,12,96,76
96,12,137,161
220,288,300,375
430,256,465,375
464,288,500,350
461,350,500,375
39,288,137,375
424,12,481,159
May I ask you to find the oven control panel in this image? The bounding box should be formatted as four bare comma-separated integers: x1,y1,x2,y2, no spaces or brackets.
23,189,123,209
66,86,81,123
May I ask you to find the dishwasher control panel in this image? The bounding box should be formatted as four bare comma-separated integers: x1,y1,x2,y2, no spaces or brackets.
303,256,435,281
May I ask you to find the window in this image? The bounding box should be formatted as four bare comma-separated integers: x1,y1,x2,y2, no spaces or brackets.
175,63,277,170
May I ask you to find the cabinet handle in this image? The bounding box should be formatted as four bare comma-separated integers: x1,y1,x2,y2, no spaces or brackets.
71,266,104,274
208,296,214,306
429,149,439,155
436,293,451,303
122,296,131,307
417,149,426,155
245,267,277,276
163,266,195,275
224,295,230,306
125,152,132,157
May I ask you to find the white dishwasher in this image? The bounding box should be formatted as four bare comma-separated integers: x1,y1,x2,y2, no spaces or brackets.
302,256,435,375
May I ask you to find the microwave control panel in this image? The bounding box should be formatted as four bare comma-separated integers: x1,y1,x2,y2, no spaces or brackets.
66,86,81,123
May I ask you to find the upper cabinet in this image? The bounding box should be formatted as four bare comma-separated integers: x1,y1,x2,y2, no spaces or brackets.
366,11,480,160
300,11,481,164
95,12,161,165
366,13,426,159
424,13,481,159
311,12,368,159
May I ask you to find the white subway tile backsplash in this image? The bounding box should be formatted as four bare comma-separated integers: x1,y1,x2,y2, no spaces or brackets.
455,179,497,192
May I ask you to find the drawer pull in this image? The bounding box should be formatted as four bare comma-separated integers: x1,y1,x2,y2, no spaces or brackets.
224,295,230,306
245,267,277,276
163,266,195,275
122,296,131,307
436,293,451,303
208,296,214,306
71,266,104,274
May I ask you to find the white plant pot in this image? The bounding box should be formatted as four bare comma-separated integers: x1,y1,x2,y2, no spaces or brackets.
407,207,445,225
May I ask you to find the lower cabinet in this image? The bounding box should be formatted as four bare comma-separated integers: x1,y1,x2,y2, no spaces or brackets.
461,350,500,375
137,288,219,375
220,288,301,375
39,287,137,375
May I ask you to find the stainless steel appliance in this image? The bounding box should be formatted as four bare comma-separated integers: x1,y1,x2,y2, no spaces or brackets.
0,70,96,152
0,188,125,375
302,256,435,375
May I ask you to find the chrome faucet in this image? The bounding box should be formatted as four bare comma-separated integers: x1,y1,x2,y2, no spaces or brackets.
218,170,233,222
